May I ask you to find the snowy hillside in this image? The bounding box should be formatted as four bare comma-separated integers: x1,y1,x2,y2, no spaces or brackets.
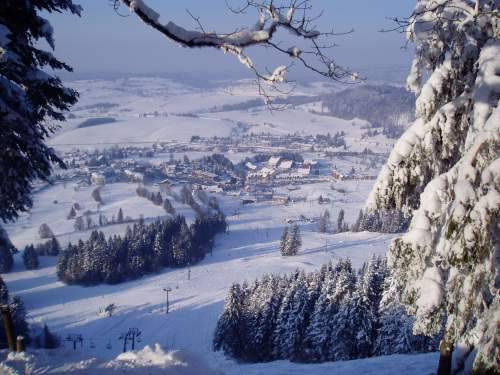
47,77,403,154
1,77,435,373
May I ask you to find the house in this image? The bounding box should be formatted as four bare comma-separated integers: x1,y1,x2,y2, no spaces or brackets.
298,165,311,176
245,161,258,171
267,156,282,168
331,168,345,180
91,172,106,186
279,160,294,171
157,178,171,192
273,194,290,205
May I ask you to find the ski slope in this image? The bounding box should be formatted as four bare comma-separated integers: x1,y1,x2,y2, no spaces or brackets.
0,177,435,373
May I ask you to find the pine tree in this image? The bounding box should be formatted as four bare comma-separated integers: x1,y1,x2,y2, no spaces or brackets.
9,296,29,344
286,224,301,256
67,206,77,220
163,198,175,215
363,3,500,372
23,244,39,270
337,209,345,232
374,275,415,356
117,208,124,223
39,324,59,349
279,226,289,256
0,276,9,304
38,223,54,239
352,210,364,232
213,282,246,358
0,226,14,273
0,0,80,222
73,216,85,231
318,210,331,233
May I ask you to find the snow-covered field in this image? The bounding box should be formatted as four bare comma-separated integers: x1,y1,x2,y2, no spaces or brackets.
0,77,437,373
47,77,397,153
2,177,427,373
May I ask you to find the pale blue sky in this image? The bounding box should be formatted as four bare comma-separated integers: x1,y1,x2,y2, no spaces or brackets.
46,0,415,80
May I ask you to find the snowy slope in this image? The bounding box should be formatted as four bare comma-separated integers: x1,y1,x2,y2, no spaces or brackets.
0,178,419,374
47,77,400,153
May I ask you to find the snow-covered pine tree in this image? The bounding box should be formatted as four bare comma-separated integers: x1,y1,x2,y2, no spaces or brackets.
327,259,357,361
365,1,499,373
303,264,340,361
251,275,284,361
23,244,39,270
213,282,246,358
272,274,298,359
151,231,166,271
374,274,415,356
280,271,309,360
0,0,80,222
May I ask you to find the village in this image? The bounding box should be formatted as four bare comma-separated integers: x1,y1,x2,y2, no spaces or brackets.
49,131,386,209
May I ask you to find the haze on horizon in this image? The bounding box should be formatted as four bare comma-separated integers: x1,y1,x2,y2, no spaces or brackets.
45,0,415,82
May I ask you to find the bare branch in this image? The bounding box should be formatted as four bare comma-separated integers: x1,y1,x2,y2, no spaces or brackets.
115,0,360,106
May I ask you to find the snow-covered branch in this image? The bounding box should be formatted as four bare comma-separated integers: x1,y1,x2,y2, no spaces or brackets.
116,0,356,106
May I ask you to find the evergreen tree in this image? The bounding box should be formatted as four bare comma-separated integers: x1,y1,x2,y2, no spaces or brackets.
286,224,301,256
67,206,77,220
117,208,124,223
318,210,331,233
365,2,500,371
352,210,364,232
337,209,345,232
163,198,175,215
9,296,29,344
73,216,85,231
23,244,39,270
0,0,80,222
0,276,9,304
279,226,289,256
0,226,14,273
48,237,61,256
38,223,54,239
374,275,415,356
213,283,246,358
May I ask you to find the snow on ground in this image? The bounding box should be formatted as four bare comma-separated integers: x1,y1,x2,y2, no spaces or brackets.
49,115,235,149
1,177,413,374
47,77,398,153
0,77,433,373
0,346,439,374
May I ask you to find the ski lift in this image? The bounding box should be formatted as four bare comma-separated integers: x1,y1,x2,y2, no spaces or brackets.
137,337,142,343
106,341,112,350
90,340,95,349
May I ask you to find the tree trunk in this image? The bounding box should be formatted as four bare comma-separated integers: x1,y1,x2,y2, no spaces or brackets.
1,305,15,351
437,339,454,375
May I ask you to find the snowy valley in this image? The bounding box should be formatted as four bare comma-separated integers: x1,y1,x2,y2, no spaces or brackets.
0,77,431,373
